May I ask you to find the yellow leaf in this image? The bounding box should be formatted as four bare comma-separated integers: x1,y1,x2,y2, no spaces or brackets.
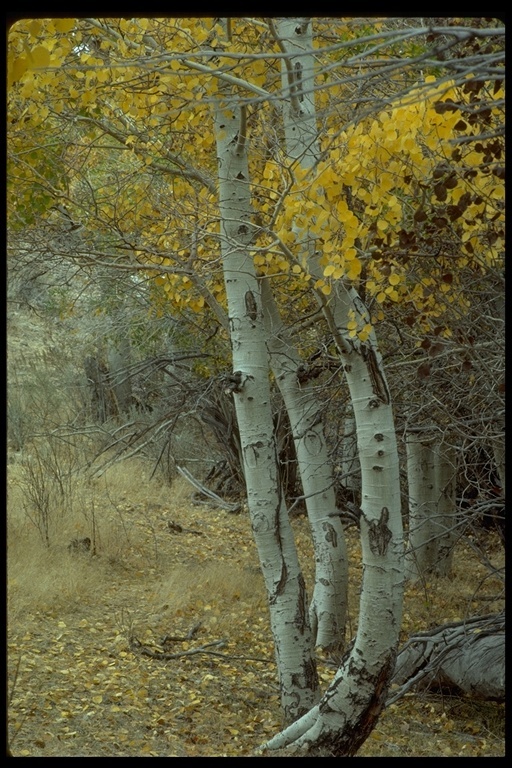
92,695,103,704
54,18,76,33
388,273,400,286
31,45,51,68
490,185,504,200
81,90,96,106
9,55,29,85
27,20,42,37
347,258,362,280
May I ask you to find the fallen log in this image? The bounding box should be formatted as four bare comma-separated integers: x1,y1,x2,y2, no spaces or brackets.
388,612,504,704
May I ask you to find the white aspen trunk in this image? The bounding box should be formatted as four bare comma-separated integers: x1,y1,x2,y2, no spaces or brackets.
263,279,404,755
434,441,457,577
271,17,350,654
405,435,457,580
214,97,318,721
261,277,348,652
262,19,404,754
405,431,439,581
340,413,361,493
275,18,319,168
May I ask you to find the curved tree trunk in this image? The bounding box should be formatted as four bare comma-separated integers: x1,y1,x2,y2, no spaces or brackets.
262,277,348,653
214,94,318,722
263,317,404,752
262,19,404,755
266,16,351,655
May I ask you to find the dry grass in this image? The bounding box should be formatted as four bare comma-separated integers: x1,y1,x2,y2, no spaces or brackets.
7,463,280,757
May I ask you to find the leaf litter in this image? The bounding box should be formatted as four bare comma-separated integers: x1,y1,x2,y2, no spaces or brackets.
8,474,504,757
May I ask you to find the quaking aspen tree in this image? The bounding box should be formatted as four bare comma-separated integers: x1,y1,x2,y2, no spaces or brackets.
8,16,504,755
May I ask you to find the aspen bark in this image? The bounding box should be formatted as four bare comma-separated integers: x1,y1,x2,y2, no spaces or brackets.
214,95,319,721
261,277,348,652
262,19,404,754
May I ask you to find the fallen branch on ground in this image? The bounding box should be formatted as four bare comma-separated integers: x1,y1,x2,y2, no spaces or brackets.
128,633,272,664
387,612,505,705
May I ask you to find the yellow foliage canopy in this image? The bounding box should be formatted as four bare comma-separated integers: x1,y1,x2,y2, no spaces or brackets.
7,18,504,331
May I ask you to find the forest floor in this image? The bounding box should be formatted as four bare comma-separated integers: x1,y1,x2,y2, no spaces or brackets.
7,464,505,757
6,305,505,756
